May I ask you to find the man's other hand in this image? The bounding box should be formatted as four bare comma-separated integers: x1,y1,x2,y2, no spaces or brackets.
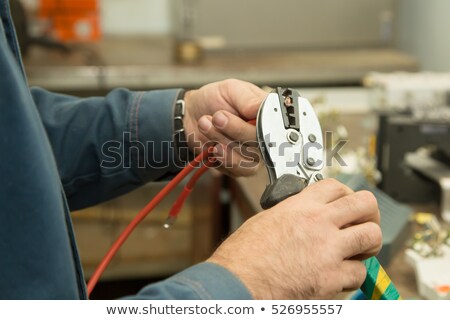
208,179,382,300
184,79,268,177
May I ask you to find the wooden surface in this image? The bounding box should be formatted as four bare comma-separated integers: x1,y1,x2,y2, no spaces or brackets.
72,173,219,281
23,36,418,91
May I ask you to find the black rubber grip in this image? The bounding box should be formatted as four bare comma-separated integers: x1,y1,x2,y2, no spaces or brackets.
260,174,307,209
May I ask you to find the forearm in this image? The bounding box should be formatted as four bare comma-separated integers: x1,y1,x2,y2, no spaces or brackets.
32,87,182,210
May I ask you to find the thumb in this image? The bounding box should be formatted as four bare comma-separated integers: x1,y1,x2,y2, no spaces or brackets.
221,79,268,120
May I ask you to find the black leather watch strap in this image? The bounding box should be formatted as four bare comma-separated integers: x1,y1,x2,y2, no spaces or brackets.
173,90,194,165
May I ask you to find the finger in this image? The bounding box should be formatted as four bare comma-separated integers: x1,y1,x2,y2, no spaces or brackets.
199,115,260,162
216,143,260,167
214,161,261,178
212,110,257,143
341,260,367,291
187,130,212,155
219,143,260,164
213,143,260,177
340,222,383,259
221,79,268,119
326,190,380,228
299,179,354,204
198,115,233,147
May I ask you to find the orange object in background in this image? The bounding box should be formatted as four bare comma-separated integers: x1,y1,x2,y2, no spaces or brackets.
39,0,100,42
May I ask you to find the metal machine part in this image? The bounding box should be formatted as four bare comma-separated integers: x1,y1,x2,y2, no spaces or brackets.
406,213,450,300
410,212,448,258
377,111,450,208
405,152,450,223
256,88,324,209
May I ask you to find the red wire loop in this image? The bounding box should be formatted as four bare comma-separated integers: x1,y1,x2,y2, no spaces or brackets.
87,150,211,296
167,162,212,222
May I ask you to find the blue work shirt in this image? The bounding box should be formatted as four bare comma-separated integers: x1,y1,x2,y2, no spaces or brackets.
0,0,252,300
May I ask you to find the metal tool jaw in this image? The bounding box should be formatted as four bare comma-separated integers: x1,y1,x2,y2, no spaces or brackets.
257,88,324,209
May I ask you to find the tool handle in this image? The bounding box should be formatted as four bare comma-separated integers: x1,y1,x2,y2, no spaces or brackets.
361,257,402,300
260,176,402,300
260,174,307,209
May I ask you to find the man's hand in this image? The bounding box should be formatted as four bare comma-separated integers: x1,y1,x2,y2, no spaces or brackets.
183,79,268,177
208,179,382,300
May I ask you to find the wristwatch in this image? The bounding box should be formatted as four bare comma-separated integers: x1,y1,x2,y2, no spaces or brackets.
173,89,194,166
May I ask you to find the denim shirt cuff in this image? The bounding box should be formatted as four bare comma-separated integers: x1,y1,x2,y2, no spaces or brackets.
129,89,184,182
128,262,254,300
167,262,254,300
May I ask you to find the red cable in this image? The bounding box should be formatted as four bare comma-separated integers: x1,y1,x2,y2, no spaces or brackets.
87,149,211,296
166,120,255,222
87,120,256,297
165,159,214,227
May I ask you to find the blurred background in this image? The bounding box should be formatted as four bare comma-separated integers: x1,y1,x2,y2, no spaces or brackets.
11,0,450,300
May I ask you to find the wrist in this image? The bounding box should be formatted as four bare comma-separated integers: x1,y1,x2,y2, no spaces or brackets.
207,254,275,300
183,90,202,154
173,90,195,165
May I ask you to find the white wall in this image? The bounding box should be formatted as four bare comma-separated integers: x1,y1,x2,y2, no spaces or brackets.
396,0,450,71
100,0,171,35
20,0,172,35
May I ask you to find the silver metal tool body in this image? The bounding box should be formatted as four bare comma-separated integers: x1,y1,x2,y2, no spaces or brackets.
257,88,324,209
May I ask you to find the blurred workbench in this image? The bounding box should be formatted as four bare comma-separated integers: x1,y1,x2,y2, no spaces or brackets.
23,36,418,92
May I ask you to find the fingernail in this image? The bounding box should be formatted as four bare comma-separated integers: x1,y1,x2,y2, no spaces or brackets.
213,144,224,157
198,117,212,132
213,112,228,129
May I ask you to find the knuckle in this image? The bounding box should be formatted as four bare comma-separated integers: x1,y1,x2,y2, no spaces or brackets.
224,78,239,84
353,263,367,287
324,178,340,188
222,78,240,90
324,178,349,196
352,228,372,253
340,196,355,212
356,190,378,209
351,222,383,254
348,275,362,290
368,222,383,250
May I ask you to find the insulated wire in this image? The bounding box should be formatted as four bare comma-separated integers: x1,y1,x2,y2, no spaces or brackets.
164,161,213,228
87,149,212,296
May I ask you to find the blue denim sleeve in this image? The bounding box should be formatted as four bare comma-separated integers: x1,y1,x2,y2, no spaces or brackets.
125,262,253,300
31,87,182,210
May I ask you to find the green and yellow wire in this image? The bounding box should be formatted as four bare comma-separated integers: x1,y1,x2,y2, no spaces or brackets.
361,257,402,300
